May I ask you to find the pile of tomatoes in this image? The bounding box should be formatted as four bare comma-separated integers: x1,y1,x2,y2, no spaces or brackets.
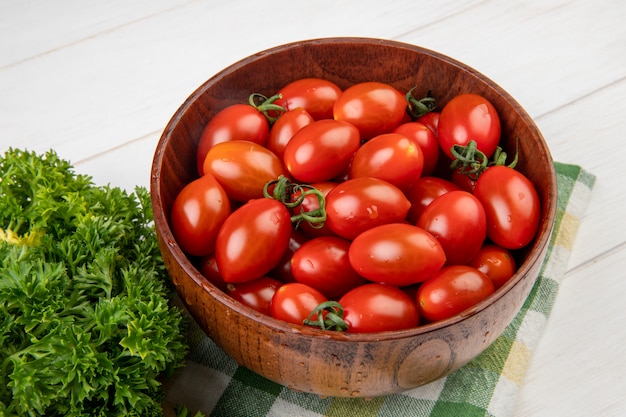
169,77,541,333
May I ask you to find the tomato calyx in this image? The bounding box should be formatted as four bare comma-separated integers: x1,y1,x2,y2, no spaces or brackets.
249,93,287,124
405,88,437,119
264,175,327,229
303,301,349,332
450,138,519,180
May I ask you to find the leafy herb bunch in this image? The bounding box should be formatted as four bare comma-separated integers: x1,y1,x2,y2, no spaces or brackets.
0,149,188,416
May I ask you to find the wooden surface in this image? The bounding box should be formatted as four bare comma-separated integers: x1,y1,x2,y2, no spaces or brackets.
1,0,624,414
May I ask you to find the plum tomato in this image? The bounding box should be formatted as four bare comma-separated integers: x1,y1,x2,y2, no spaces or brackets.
267,107,314,161
270,282,328,325
283,119,360,183
473,166,540,249
416,190,486,265
348,223,446,286
325,177,411,240
291,236,367,299
276,78,343,120
339,283,419,333
469,244,516,289
348,133,424,193
437,93,501,159
405,176,460,224
333,81,406,140
291,181,338,238
417,265,495,322
215,198,292,283
196,104,270,175
392,122,439,176
203,140,286,202
226,276,283,316
416,111,440,137
170,173,231,257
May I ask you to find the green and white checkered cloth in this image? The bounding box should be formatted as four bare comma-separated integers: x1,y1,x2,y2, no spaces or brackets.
165,162,596,417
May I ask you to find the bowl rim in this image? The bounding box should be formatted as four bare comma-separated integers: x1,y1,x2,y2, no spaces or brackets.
151,36,558,343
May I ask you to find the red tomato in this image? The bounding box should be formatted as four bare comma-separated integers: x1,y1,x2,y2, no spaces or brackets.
269,228,310,283
198,253,228,292
417,265,495,322
392,122,439,176
325,177,411,240
348,133,424,193
196,104,269,175
291,236,366,299
203,140,286,202
437,94,501,159
416,111,440,136
348,223,446,286
170,174,231,257
405,176,460,224
339,283,419,333
333,82,406,140
270,282,328,325
215,198,292,283
226,276,282,315
291,181,337,238
473,166,540,249
283,119,360,183
267,107,314,161
469,244,516,289
450,168,478,192
276,78,343,120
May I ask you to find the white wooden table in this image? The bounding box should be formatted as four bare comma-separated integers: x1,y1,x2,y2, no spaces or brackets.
2,1,625,415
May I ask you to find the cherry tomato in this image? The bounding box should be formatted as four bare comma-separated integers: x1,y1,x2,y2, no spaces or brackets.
291,236,366,299
215,198,292,283
333,81,406,140
196,104,269,175
283,119,360,183
348,133,424,193
469,244,516,289
325,177,411,240
276,78,343,120
348,223,446,286
197,253,228,292
269,228,310,283
473,166,540,249
392,122,439,176
416,111,440,136
417,265,495,322
226,276,282,315
203,140,286,202
416,190,486,265
270,282,327,325
267,107,314,161
170,174,231,257
291,181,337,238
340,283,419,333
437,93,501,159
405,176,460,224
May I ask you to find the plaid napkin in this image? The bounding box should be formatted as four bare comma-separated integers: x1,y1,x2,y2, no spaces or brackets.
165,162,596,417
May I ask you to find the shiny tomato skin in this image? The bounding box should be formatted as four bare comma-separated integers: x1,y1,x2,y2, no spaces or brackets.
267,107,314,161
392,122,439,176
416,190,486,265
405,176,460,224
270,282,327,325
291,181,338,238
196,104,269,175
276,78,343,120
226,276,282,315
348,133,424,193
291,236,367,299
339,283,419,333
334,82,406,140
437,94,501,159
349,223,446,286
473,166,541,249
416,111,440,136
170,174,231,257
215,198,292,283
325,177,411,241
203,140,286,202
469,244,516,290
283,119,360,183
417,265,495,322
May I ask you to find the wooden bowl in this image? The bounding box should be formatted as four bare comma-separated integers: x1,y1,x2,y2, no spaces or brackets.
150,37,557,398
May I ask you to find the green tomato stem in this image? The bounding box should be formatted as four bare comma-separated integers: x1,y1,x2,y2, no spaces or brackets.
263,175,327,228
405,87,437,119
249,92,286,124
303,301,349,332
